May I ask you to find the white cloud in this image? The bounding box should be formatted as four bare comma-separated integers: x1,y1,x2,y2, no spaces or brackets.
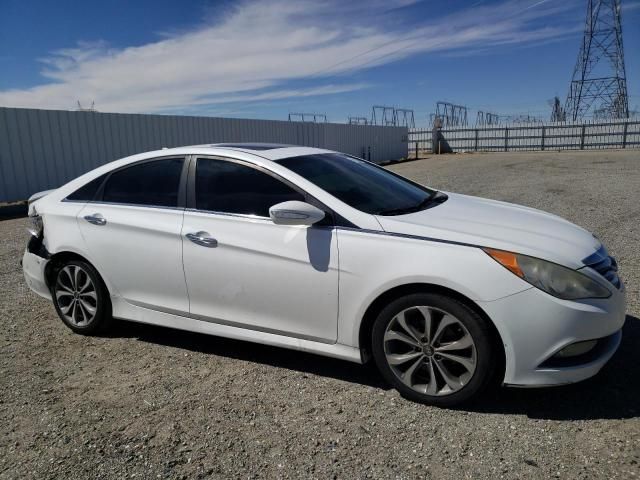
0,0,579,114
197,83,371,104
623,1,640,11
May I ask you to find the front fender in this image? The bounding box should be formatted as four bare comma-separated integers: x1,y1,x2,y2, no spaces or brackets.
334,228,531,347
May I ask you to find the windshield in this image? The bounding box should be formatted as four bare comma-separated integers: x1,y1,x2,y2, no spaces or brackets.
276,153,438,215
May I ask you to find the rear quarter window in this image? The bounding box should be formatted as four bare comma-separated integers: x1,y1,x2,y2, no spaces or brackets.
65,174,107,201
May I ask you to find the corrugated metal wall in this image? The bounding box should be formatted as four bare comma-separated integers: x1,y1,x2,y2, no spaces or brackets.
0,107,408,203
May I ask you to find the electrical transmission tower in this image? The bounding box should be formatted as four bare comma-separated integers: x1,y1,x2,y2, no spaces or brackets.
476,111,499,126
565,0,629,121
371,106,397,126
370,106,416,127
503,114,542,125
550,96,566,122
434,101,468,128
288,113,327,123
76,100,96,112
395,109,416,128
348,116,369,125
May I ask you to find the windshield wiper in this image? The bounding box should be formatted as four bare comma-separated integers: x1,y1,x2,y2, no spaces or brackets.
375,191,448,216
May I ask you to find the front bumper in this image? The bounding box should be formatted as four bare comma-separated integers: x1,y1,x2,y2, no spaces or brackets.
479,284,626,387
22,248,51,301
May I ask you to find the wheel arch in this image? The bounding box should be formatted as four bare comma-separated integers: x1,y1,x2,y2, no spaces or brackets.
44,251,112,297
358,283,506,381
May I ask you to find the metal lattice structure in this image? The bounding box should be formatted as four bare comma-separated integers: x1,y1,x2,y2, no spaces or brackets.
371,106,397,126
76,101,96,112
565,0,629,121
476,111,500,126
503,114,543,125
550,96,567,122
434,102,468,128
370,106,415,127
288,112,327,123
348,116,369,125
395,109,416,128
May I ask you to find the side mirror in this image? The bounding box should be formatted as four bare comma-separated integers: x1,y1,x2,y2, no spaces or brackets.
269,201,325,226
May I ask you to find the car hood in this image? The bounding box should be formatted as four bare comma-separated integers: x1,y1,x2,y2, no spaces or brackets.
27,189,57,216
28,189,56,205
374,192,599,269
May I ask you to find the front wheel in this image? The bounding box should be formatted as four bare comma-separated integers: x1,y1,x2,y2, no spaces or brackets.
51,259,112,335
371,293,495,407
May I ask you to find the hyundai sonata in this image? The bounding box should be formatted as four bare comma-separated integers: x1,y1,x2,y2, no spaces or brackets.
23,144,625,406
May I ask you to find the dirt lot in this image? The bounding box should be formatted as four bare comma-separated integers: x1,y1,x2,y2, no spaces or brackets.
1,149,639,479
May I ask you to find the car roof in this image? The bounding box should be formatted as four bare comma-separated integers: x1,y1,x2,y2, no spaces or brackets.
211,142,295,151
153,144,335,161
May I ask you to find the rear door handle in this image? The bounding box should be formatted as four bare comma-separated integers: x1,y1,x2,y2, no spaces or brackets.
84,213,106,226
186,231,218,248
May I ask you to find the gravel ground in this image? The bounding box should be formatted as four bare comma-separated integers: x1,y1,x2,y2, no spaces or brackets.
1,149,639,479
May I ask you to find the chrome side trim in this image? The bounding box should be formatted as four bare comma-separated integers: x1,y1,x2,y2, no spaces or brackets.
183,208,336,231
184,210,480,247
126,300,336,345
84,201,185,212
184,207,272,222
336,226,481,250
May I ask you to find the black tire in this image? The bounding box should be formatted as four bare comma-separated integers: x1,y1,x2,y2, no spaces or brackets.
50,259,113,335
371,293,495,407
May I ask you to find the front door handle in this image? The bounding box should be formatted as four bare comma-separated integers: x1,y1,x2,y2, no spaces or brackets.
84,213,106,226
186,231,218,248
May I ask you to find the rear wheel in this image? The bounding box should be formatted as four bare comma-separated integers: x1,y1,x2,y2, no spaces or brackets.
51,259,112,334
371,293,495,407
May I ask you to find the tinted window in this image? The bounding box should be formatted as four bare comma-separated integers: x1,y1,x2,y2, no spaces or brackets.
102,158,184,207
196,158,304,216
66,173,107,201
276,153,435,215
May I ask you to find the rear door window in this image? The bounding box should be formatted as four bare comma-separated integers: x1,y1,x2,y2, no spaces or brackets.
102,158,184,207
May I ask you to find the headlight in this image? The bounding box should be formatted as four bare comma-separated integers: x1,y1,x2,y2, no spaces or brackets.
27,212,43,238
484,248,611,300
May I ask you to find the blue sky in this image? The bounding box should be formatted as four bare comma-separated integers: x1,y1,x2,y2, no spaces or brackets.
1,0,638,126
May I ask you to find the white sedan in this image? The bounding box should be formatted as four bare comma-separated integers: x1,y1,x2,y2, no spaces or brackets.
22,144,625,406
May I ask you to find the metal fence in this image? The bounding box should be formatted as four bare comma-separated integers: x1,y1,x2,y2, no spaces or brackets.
0,107,408,203
408,119,640,156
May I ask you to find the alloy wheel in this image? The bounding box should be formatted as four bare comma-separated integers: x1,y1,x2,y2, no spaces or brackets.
383,306,477,396
55,265,98,327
